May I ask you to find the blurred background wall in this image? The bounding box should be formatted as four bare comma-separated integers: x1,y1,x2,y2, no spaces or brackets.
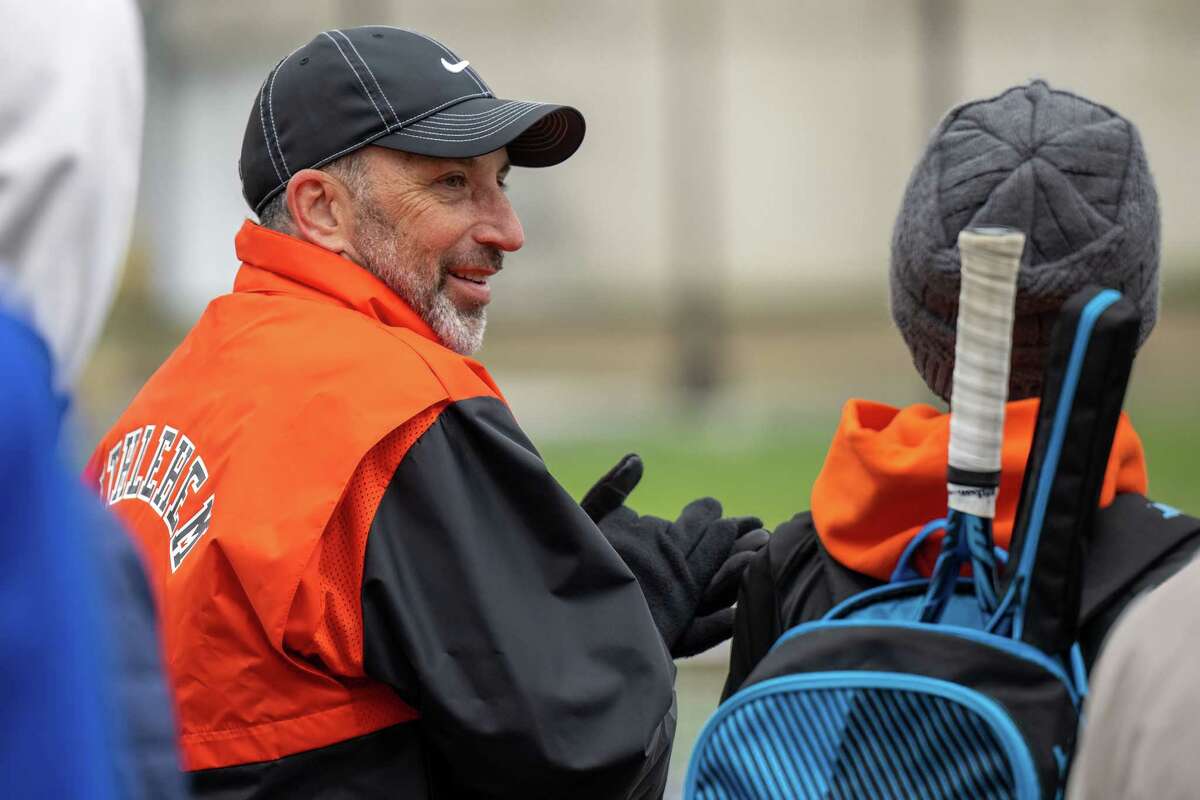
79,1,1200,794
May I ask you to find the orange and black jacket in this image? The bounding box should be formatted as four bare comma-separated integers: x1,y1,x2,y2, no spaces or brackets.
722,399,1200,701
87,221,676,799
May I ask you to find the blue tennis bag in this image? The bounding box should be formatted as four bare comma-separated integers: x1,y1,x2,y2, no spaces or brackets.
686,288,1140,800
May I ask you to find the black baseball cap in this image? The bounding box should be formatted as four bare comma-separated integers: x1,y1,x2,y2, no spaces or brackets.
240,26,586,214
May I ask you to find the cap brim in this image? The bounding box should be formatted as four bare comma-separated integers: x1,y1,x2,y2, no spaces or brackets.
373,97,585,168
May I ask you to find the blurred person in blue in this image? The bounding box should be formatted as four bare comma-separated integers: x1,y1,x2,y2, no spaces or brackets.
0,0,184,797
87,25,766,799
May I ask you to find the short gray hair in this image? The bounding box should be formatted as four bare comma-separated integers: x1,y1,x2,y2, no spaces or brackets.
256,150,373,233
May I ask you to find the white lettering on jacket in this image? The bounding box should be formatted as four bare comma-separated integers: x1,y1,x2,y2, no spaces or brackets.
102,424,215,572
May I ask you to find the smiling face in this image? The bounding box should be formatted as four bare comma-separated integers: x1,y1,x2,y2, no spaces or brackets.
341,145,524,354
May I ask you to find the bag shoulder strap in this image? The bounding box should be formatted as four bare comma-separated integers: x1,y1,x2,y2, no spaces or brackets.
1080,492,1200,626
765,512,881,628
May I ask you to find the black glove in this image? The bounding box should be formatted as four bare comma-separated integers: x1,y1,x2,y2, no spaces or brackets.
581,452,643,523
582,454,767,658
678,525,771,654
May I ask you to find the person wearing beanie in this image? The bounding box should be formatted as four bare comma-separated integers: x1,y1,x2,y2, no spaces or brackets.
720,80,1200,702
892,79,1159,402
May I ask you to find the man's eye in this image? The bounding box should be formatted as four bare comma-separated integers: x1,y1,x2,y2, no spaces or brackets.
441,174,467,188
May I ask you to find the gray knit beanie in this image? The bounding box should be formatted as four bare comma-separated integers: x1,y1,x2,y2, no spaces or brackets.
891,80,1160,401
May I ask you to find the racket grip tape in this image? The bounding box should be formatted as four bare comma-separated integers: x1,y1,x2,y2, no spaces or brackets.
948,227,1025,517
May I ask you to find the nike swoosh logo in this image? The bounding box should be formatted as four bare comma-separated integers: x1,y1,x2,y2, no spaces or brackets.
441,58,470,73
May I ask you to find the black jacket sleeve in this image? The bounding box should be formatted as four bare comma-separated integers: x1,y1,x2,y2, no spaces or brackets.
360,396,676,799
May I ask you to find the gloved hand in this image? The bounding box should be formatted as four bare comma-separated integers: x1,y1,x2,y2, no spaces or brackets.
582,454,768,658
581,452,645,523
681,524,770,655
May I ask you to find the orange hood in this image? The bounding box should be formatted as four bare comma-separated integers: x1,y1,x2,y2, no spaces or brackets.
810,398,1148,580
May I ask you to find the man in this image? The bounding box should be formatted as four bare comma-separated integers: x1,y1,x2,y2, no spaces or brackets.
721,80,1199,700
89,27,763,798
2,1,184,798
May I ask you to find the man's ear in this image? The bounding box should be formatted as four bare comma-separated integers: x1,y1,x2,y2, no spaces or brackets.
285,168,360,258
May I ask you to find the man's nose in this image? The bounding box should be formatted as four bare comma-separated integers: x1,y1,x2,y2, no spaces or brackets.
474,193,525,253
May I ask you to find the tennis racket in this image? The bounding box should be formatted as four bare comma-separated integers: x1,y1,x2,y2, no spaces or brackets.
921,226,1025,622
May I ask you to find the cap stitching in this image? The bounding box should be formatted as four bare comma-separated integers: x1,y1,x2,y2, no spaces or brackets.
397,92,488,128
435,100,524,120
417,102,540,125
405,120,536,140
253,126,388,213
512,132,568,153
513,116,569,150
396,104,543,142
391,106,545,144
438,101,520,118
408,103,542,133
266,41,309,177
333,29,401,128
266,62,291,174
257,75,285,184
366,25,490,96
320,31,389,128
516,122,565,145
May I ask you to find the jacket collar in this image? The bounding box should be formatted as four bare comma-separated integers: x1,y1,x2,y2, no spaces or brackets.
810,398,1149,581
232,220,441,344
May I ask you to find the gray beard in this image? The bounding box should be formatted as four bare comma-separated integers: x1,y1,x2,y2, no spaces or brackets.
350,206,488,356
420,286,487,356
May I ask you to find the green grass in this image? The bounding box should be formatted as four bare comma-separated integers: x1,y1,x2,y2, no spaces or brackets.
1127,409,1200,511
539,417,839,531
541,408,1200,528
